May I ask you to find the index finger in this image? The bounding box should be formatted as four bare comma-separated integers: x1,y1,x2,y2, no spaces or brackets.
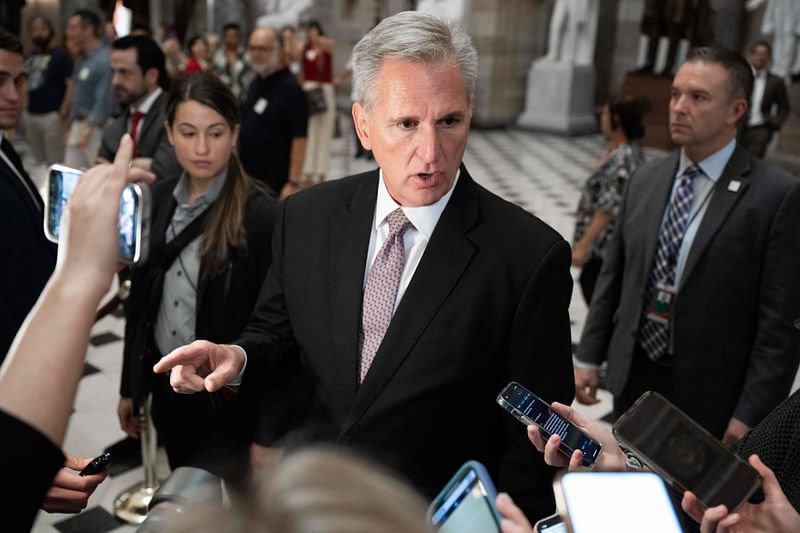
111,133,134,180
153,343,200,373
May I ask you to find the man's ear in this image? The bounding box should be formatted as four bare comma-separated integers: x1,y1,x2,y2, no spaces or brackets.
144,67,159,87
729,97,748,126
352,101,372,151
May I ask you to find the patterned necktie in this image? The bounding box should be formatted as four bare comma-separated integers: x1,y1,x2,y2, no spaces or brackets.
359,208,413,383
640,165,702,361
129,111,145,154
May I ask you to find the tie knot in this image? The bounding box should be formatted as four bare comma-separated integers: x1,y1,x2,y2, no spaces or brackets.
385,208,412,236
683,165,703,181
132,111,145,120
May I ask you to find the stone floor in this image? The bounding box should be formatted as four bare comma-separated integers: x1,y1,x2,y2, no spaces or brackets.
14,116,797,532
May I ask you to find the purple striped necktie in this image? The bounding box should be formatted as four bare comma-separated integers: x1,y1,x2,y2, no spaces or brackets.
640,164,702,361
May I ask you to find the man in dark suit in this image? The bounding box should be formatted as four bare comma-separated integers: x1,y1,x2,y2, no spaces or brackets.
741,40,790,159
0,31,57,361
575,47,800,445
97,35,180,179
154,11,574,521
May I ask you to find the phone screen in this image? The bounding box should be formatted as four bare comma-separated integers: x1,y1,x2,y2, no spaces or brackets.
431,467,500,533
498,382,602,465
47,166,140,262
47,166,80,240
613,392,760,511
558,472,683,533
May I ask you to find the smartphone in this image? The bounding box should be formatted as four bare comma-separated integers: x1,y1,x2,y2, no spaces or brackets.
497,382,602,467
79,451,112,476
613,391,760,512
44,164,151,265
534,513,566,533
428,460,501,533
554,471,684,533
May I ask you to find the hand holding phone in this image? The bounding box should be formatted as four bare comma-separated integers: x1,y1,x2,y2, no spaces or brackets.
613,391,760,512
45,164,151,265
79,451,112,476
497,382,603,467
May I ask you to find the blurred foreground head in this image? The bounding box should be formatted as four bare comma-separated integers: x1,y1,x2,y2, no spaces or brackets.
167,447,434,533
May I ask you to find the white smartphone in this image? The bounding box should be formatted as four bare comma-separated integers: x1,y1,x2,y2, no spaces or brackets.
554,471,684,533
45,164,151,265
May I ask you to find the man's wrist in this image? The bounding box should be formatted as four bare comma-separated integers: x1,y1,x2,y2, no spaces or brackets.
225,344,248,387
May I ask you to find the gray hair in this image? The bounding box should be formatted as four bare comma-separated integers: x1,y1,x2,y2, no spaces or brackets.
352,11,478,110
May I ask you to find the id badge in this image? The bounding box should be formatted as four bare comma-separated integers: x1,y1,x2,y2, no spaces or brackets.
253,97,268,114
646,282,677,324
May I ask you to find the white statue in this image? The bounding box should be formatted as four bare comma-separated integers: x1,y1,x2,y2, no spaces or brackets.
542,0,600,66
747,0,800,78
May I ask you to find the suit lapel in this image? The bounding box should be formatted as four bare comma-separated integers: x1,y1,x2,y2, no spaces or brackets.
328,173,379,411
136,93,165,154
341,168,479,434
639,152,679,284
679,147,751,290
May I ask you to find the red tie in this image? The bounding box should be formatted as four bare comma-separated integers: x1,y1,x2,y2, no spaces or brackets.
129,111,145,154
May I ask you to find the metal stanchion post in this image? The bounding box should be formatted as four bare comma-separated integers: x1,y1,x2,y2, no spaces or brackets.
114,394,160,524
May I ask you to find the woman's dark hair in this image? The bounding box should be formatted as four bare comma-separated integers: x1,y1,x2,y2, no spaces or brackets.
608,94,646,141
306,20,325,36
187,34,208,56
165,73,249,277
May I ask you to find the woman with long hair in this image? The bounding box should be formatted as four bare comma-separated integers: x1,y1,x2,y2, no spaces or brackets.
118,73,277,481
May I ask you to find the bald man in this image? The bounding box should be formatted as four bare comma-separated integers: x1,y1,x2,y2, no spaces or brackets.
238,26,307,198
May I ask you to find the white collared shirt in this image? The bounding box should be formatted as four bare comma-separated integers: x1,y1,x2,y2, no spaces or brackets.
128,87,162,142
363,169,460,312
749,69,767,127
670,138,735,286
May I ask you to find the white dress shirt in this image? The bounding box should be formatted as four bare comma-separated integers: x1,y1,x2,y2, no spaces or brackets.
748,69,767,127
128,87,162,142
364,168,460,312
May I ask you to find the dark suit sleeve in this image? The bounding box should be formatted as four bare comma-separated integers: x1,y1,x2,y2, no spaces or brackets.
499,238,575,518
237,198,299,390
768,78,790,130
1,409,65,532
734,180,800,426
150,134,182,180
575,167,635,365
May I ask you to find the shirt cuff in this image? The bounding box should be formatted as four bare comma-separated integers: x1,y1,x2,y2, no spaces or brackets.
225,344,248,386
573,357,601,370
